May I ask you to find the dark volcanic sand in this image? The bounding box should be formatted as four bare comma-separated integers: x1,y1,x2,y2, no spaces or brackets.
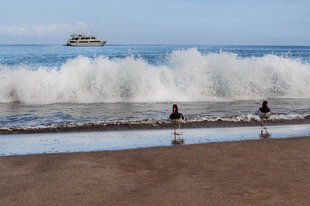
1,137,310,205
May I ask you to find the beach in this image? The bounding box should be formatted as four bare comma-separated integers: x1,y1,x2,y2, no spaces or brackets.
1,136,310,206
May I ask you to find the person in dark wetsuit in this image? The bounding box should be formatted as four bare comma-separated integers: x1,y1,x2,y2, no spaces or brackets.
258,100,271,128
169,104,184,135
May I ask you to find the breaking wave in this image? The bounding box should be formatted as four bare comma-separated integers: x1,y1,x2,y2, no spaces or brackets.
1,48,310,104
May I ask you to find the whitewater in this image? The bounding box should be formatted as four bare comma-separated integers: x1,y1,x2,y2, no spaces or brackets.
0,44,310,133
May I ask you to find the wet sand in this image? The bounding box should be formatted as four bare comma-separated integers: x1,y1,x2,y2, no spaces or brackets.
1,137,310,205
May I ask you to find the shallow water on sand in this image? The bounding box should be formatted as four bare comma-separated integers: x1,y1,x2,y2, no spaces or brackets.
1,124,310,156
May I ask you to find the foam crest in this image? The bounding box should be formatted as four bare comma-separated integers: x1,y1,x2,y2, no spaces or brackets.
0,48,310,104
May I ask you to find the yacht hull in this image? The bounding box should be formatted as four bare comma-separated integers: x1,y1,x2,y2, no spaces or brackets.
66,41,106,47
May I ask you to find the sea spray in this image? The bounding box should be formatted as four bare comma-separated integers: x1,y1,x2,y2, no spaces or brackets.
0,48,310,104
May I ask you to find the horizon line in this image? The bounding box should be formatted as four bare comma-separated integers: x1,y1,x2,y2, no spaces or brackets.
0,43,309,47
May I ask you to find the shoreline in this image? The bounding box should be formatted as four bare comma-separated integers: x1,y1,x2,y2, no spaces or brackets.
1,118,310,135
1,137,310,205
1,124,310,156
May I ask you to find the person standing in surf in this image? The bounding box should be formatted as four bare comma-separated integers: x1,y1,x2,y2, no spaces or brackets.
169,104,184,135
258,100,271,129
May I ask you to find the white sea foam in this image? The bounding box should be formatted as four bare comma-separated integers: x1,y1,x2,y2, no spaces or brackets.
1,48,310,104
189,113,310,123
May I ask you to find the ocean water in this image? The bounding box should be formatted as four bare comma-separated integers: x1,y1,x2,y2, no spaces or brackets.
0,44,310,133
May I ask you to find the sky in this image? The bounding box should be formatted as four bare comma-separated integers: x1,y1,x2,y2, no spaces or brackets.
0,0,309,45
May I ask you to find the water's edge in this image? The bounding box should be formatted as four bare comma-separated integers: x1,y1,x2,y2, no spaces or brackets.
1,124,310,156
1,118,310,135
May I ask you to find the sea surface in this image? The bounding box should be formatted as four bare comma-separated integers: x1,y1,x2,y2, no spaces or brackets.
0,44,310,133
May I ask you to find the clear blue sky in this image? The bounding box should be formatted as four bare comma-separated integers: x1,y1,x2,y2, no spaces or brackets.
1,0,309,45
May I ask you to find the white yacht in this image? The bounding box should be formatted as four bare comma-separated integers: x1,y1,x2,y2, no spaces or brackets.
66,34,106,46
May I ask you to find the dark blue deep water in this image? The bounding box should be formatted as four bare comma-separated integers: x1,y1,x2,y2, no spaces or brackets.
1,44,310,68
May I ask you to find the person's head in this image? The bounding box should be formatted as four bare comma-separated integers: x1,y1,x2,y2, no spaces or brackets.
172,104,178,114
262,101,268,107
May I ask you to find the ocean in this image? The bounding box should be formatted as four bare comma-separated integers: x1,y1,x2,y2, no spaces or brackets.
0,44,310,134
